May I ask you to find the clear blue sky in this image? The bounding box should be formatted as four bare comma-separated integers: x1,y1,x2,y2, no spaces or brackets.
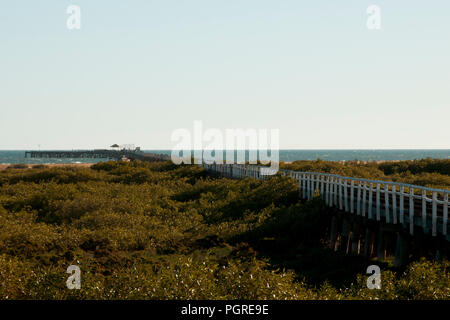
1,0,449,150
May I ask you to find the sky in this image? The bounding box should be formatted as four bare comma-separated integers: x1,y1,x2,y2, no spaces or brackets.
0,0,449,150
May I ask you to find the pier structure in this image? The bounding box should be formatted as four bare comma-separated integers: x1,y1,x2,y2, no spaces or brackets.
25,148,169,162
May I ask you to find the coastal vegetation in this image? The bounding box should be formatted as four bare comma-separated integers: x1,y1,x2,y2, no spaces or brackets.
0,159,448,299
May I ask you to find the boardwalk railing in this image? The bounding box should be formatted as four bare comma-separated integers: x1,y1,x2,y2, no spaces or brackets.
203,163,450,240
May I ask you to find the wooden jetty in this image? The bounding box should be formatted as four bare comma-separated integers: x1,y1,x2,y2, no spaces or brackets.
25,149,169,162
204,163,450,266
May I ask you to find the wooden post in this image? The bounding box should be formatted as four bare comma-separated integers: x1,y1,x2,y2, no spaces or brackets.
376,183,381,221
392,185,397,224
341,218,349,253
368,183,373,219
344,179,349,212
320,175,324,199
362,182,367,217
444,193,448,236
308,174,312,199
363,227,371,257
351,222,360,254
422,189,427,233
302,174,306,199
409,188,415,235
432,192,437,237
400,185,404,224
357,182,361,216
385,184,390,224
350,180,355,213
330,215,338,251
377,226,386,260
370,229,376,256
325,177,330,206
394,232,409,268
328,177,332,206
333,178,338,206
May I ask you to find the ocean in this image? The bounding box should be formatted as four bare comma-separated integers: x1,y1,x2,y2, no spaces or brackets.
0,150,449,164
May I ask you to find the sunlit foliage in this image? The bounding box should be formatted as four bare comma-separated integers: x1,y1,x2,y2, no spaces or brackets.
0,160,448,299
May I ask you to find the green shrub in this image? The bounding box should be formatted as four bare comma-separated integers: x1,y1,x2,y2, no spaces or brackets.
6,164,29,169
0,160,448,300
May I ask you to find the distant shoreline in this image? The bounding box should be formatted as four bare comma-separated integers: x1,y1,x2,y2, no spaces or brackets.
1,150,448,165
0,159,443,171
0,163,94,171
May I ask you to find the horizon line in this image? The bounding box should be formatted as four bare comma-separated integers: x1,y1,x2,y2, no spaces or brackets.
1,148,449,151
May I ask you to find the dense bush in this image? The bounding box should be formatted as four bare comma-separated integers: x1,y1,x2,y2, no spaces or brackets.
0,160,448,300
378,159,450,176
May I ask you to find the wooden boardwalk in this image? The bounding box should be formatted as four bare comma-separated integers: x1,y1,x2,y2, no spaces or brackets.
203,164,450,246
